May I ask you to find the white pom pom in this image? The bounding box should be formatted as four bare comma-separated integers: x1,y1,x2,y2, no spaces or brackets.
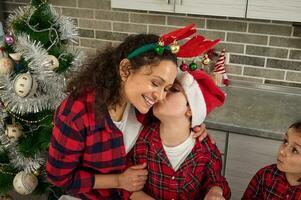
13,171,38,195
179,72,194,86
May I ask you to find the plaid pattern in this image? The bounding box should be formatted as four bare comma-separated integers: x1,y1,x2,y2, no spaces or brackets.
242,164,301,200
46,90,142,200
129,122,231,200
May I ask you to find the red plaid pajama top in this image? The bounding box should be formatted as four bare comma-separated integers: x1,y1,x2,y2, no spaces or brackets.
46,90,144,200
129,122,231,200
242,164,301,200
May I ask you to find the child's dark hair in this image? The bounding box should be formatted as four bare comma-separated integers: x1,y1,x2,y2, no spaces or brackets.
67,34,177,119
289,120,301,132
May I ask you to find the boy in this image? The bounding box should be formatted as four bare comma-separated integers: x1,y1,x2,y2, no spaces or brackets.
242,120,301,199
129,70,231,200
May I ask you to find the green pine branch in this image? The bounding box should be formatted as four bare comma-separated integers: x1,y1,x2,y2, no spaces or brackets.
0,165,18,194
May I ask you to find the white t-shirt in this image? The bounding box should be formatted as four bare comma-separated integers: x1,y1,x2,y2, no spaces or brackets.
163,133,195,171
113,104,143,154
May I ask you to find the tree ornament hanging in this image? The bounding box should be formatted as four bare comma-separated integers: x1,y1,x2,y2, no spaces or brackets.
0,57,14,75
13,171,38,195
5,34,14,45
5,124,23,142
189,60,197,71
179,60,188,71
13,73,37,98
43,55,59,71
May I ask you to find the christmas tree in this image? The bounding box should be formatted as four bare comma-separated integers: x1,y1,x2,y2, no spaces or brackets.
0,0,82,198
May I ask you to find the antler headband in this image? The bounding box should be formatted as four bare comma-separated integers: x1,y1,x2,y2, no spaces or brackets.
127,23,220,61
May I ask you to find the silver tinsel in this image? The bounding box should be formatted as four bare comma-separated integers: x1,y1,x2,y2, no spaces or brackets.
0,134,44,174
0,73,53,114
6,6,34,31
0,1,83,176
49,5,78,43
0,3,83,114
13,34,82,110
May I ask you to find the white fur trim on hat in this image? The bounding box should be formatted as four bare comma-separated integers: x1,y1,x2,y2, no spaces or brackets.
178,71,206,127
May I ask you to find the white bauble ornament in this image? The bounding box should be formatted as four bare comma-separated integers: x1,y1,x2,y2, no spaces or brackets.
0,57,13,75
13,171,38,195
44,55,59,71
9,52,22,62
5,124,23,142
13,73,37,98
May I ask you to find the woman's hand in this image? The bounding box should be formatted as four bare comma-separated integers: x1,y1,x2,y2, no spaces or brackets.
130,191,155,200
118,163,148,192
192,123,215,144
204,186,225,200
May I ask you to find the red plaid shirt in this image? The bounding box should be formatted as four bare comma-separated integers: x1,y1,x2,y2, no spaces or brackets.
242,164,301,200
128,122,231,200
46,90,144,200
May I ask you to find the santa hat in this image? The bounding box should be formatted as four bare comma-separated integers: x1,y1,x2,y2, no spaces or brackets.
178,70,225,127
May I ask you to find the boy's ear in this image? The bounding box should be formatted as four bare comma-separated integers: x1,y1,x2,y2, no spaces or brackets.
185,106,192,118
119,59,131,81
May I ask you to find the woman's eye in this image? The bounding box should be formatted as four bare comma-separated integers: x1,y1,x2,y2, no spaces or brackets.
151,81,159,87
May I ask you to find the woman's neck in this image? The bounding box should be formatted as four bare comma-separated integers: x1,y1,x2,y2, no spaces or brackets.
286,172,301,186
108,101,127,122
159,117,191,147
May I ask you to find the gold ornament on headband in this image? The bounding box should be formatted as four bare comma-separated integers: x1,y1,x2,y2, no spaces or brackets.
170,40,180,54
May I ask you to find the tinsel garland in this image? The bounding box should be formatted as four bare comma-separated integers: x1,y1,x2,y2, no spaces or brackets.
0,3,82,115
0,0,83,186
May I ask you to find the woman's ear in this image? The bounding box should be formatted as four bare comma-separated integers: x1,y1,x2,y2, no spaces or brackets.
119,59,131,81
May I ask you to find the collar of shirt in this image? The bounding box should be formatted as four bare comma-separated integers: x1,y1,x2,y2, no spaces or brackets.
144,123,209,172
272,167,301,190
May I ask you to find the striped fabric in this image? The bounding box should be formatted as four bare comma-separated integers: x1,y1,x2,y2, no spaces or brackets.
213,49,226,74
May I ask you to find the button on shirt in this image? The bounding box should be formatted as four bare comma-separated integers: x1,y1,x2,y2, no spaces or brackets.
242,164,301,200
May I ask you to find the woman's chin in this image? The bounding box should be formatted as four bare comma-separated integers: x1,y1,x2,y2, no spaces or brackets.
136,104,151,114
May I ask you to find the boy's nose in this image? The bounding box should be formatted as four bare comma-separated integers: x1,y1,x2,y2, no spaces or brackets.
280,149,285,155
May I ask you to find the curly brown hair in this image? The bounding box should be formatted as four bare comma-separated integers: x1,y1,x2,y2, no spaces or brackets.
67,34,177,119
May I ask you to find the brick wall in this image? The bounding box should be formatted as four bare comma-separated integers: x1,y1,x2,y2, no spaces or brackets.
1,0,301,88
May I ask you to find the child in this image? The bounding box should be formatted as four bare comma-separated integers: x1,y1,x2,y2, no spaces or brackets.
129,70,231,200
242,120,301,199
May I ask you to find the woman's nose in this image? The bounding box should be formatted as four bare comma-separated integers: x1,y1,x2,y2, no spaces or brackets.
154,89,166,101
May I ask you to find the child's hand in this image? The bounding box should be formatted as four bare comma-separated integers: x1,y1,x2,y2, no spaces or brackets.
118,163,148,192
204,186,225,200
192,123,216,144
